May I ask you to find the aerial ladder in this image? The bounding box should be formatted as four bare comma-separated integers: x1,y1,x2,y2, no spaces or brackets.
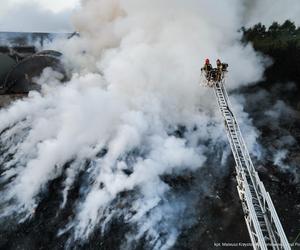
202,67,291,250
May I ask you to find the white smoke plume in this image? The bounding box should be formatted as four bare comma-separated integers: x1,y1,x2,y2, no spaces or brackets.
1,0,295,249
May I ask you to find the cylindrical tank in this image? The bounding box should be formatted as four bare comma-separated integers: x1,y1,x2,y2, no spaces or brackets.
0,54,17,91
3,50,66,94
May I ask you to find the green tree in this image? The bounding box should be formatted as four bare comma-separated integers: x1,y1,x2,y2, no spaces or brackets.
268,22,280,37
280,20,296,33
253,23,266,36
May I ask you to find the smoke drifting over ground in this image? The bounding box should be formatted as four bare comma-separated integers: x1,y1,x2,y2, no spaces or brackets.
0,0,298,249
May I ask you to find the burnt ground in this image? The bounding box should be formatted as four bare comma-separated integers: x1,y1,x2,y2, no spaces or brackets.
0,115,299,250
0,79,300,250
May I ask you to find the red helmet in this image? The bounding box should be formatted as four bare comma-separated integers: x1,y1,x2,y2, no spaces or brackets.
216,59,221,64
205,58,210,64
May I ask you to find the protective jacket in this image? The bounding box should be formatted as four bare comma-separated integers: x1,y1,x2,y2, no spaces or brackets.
201,63,212,72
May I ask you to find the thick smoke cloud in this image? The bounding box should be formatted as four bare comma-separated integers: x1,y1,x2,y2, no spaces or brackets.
64,0,265,90
0,0,296,249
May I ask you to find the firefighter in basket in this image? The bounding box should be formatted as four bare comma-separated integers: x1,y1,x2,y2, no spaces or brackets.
216,59,228,82
201,58,212,82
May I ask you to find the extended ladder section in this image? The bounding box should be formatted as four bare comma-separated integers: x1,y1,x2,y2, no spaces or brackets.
213,80,290,250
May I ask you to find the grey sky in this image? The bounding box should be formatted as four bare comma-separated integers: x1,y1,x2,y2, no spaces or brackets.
1,0,299,33
2,0,80,12
0,0,80,32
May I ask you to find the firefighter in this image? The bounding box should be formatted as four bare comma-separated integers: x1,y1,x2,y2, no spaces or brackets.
216,59,223,81
216,59,228,81
201,58,212,81
216,59,222,70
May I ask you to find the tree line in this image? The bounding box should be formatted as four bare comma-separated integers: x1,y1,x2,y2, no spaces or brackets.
241,20,300,84
241,20,300,49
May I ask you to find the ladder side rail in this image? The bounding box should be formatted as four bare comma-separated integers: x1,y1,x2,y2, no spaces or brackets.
213,85,269,249
219,82,272,204
222,116,268,250
220,82,268,201
255,172,291,249
220,127,268,249
217,81,291,250
214,83,253,181
237,178,261,250
244,180,269,250
238,164,270,250
241,150,289,249
216,82,255,177
214,83,255,179
220,82,258,175
213,85,249,175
